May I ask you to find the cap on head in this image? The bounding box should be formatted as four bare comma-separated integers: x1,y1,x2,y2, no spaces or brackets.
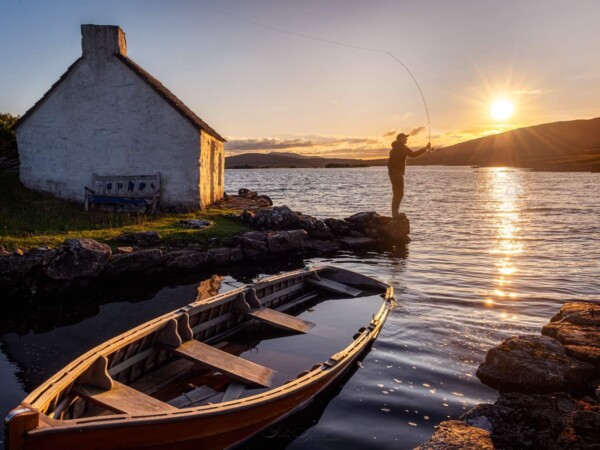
396,132,410,139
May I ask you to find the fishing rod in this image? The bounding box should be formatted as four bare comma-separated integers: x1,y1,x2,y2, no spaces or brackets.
198,4,432,145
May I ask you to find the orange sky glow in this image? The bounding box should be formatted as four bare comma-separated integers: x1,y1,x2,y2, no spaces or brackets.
2,1,599,159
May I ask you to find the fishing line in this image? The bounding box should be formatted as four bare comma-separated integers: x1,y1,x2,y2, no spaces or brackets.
198,4,432,144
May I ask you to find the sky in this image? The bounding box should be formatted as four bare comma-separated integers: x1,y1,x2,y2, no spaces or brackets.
1,0,599,159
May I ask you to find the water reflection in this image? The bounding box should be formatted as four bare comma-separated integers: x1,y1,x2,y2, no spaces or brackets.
487,168,524,312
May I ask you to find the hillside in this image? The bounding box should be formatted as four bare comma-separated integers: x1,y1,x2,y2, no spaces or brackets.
225,152,372,169
414,117,600,171
225,117,600,171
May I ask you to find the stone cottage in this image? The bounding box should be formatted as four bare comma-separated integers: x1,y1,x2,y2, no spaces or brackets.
14,24,225,209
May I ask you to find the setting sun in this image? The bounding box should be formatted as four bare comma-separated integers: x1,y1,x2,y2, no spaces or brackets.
491,99,514,121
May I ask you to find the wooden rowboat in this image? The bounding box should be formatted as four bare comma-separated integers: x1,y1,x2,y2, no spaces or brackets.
5,266,395,449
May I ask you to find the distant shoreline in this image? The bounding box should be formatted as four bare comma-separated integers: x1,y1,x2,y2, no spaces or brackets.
226,164,599,173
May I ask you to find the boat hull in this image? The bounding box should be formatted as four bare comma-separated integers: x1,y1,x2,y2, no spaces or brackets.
21,310,388,450
6,266,394,450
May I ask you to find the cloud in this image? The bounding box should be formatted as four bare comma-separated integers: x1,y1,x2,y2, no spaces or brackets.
383,129,397,137
225,135,381,153
409,126,426,136
511,89,553,95
226,138,318,151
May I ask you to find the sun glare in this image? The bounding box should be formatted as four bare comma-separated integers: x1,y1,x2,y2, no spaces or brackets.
491,99,514,121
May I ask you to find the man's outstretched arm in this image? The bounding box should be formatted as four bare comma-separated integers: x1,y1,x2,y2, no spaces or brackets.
406,142,432,157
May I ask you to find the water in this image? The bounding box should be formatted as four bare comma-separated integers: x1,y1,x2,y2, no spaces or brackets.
1,166,599,449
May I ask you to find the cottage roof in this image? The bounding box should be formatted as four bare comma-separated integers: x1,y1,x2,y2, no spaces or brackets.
14,52,225,142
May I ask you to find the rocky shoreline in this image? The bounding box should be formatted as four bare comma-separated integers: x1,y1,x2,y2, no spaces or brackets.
417,302,600,449
0,193,410,298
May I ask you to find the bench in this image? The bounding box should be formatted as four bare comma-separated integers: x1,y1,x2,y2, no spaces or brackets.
84,173,161,213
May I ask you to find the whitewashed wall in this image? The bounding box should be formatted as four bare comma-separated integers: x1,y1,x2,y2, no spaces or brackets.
17,54,202,208
199,130,224,209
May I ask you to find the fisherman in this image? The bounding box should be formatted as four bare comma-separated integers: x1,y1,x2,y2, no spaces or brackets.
388,132,433,218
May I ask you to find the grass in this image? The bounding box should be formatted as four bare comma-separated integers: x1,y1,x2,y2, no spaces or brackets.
0,173,250,251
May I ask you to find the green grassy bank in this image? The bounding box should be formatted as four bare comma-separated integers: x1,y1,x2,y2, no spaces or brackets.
0,173,249,251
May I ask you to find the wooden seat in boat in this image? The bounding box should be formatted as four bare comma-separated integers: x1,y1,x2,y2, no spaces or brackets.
73,381,177,415
306,276,362,297
234,289,315,334
169,340,275,388
246,307,315,333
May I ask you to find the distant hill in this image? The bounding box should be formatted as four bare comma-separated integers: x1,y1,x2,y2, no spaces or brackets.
413,117,600,171
225,152,375,169
225,117,600,171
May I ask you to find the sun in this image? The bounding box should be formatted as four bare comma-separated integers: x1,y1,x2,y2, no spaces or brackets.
491,99,514,121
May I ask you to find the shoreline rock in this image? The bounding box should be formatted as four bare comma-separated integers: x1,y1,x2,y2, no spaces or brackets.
0,191,411,297
417,302,600,449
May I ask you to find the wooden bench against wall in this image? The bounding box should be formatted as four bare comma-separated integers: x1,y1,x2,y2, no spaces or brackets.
84,173,161,213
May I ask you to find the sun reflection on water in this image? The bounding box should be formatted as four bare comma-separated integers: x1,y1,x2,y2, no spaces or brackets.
486,169,524,311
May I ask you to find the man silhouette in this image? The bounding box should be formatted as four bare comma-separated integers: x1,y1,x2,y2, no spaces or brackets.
388,133,432,218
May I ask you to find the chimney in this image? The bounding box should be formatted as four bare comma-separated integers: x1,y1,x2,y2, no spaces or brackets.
81,24,127,58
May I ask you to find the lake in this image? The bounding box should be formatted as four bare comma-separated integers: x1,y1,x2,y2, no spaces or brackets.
1,166,599,449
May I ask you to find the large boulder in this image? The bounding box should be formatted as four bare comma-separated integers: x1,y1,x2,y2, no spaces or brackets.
45,239,112,280
165,250,212,272
251,206,300,229
476,335,596,394
414,420,494,450
0,248,55,285
267,230,307,253
103,249,164,277
462,392,600,449
542,302,600,370
380,217,411,242
297,214,318,231
344,211,381,225
324,218,352,237
238,231,269,260
542,303,600,346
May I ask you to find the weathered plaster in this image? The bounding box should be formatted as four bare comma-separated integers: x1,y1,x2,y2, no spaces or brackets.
199,131,224,208
16,25,224,209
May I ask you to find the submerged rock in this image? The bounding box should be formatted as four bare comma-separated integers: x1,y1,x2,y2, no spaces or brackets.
339,237,377,249
414,420,494,450
45,239,111,280
476,335,596,395
303,239,341,255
